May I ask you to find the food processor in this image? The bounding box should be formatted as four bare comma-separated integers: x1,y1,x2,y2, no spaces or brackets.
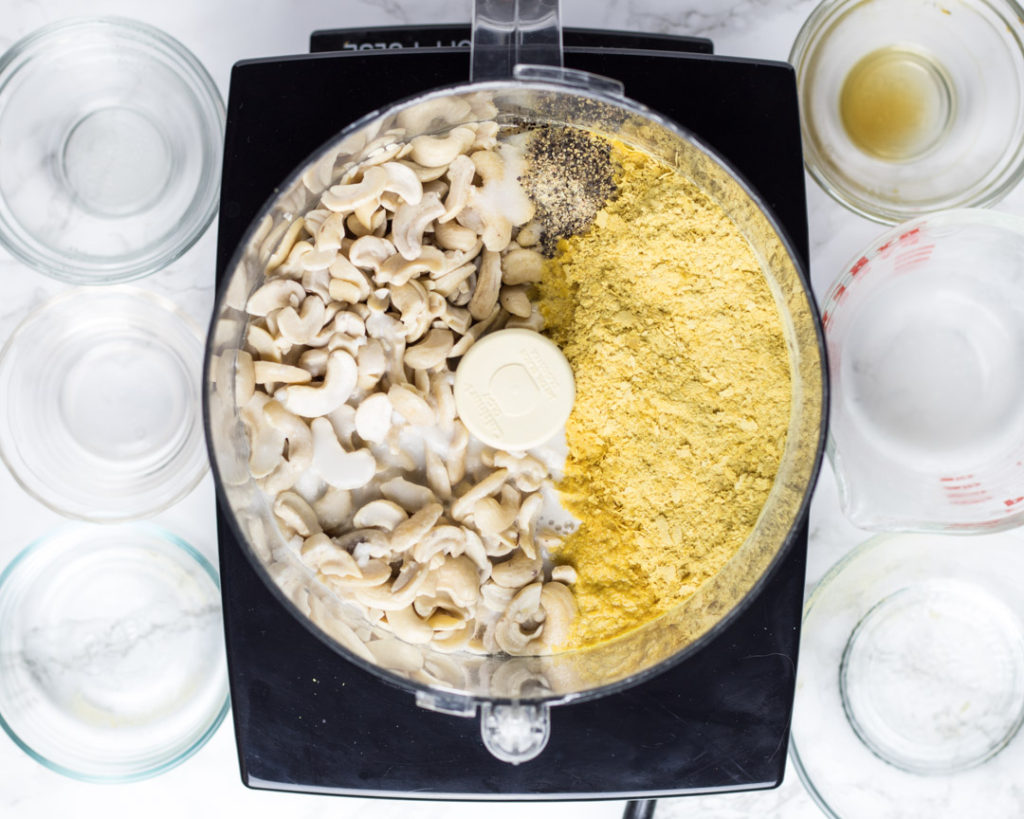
204,0,827,796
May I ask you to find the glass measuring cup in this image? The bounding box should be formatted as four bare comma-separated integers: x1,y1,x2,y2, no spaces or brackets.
204,0,826,764
823,209,1024,532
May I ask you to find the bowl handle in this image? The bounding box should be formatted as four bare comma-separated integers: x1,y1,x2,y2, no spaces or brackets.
471,0,563,81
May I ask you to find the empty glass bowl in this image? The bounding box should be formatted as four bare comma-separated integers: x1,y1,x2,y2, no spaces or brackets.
822,209,1024,532
791,531,1024,817
0,287,208,520
0,524,228,782
791,0,1024,223
0,17,224,282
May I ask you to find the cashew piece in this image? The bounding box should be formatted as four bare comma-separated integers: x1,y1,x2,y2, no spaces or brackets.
494,582,545,655
261,400,313,494
273,491,320,538
538,581,577,650
468,249,502,320
276,296,328,345
436,554,483,608
312,487,353,535
440,154,475,223
241,393,285,479
352,499,408,531
277,349,357,417
379,161,424,205
450,468,509,521
396,96,472,134
354,391,393,443
390,502,444,552
321,165,388,212
380,476,437,513
328,256,373,304
501,247,545,285
551,564,578,585
387,383,435,426
386,606,434,644
246,278,305,316
311,417,376,490
253,361,313,386
391,192,446,261
348,235,396,272
473,485,520,536
499,285,531,318
429,262,477,299
408,126,475,168
404,328,454,370
434,216,479,251
376,245,445,286
264,218,306,272
235,349,255,405
301,532,358,578
491,551,542,589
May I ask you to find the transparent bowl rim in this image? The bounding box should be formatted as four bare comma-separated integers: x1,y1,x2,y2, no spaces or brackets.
789,0,1024,225
204,76,829,707
0,522,230,783
0,285,210,521
0,15,226,283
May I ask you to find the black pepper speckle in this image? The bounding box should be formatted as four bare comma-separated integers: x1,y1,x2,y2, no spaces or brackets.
520,126,616,254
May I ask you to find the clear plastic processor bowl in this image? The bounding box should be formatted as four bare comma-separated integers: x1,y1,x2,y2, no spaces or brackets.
204,0,827,763
823,209,1024,532
0,524,228,782
0,287,208,520
0,17,225,283
791,0,1024,224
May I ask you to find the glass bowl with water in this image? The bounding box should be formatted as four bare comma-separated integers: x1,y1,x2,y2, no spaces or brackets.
823,209,1024,532
0,287,208,520
790,0,1024,223
0,17,224,282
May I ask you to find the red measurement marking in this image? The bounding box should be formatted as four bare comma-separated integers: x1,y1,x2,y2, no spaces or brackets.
894,244,934,273
942,482,982,490
899,226,923,244
940,474,975,482
850,256,870,275
835,284,847,301
1004,496,1024,508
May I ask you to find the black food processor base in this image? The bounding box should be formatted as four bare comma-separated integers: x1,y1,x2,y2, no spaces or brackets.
215,26,810,799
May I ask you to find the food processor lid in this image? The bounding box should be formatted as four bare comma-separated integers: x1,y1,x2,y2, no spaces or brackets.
453,328,575,450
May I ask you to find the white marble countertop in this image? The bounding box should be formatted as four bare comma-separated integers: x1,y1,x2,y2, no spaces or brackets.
2,0,1024,817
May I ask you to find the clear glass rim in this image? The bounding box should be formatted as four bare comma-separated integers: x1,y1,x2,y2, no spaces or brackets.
789,0,1024,225
0,285,210,521
204,77,828,707
790,529,1024,815
0,522,230,783
0,15,226,283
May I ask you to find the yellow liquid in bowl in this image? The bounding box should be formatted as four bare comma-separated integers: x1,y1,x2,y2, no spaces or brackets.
840,46,952,161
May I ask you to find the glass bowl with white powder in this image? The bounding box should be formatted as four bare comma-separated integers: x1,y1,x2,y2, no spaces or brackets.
0,524,228,781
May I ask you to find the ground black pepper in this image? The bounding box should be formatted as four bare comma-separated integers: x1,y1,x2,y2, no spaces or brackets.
520,126,616,254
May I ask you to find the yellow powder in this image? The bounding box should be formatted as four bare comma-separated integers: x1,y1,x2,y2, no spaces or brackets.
538,142,791,648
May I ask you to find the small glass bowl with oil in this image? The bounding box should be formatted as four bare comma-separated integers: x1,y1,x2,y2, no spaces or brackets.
791,0,1024,223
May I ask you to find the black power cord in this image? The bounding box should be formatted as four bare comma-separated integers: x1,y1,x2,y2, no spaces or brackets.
622,799,658,819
